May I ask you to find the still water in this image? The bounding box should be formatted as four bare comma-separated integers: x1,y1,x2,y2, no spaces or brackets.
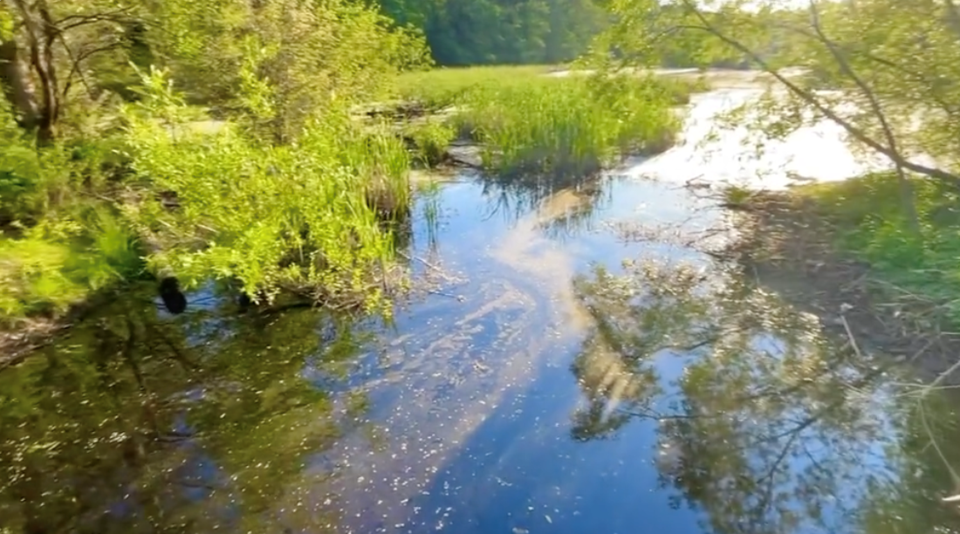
3,91,960,534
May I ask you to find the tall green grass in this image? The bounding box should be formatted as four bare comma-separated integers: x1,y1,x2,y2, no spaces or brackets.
393,65,562,110
459,74,680,179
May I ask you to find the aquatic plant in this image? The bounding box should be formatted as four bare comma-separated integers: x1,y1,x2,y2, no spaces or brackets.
459,74,680,179
404,120,457,168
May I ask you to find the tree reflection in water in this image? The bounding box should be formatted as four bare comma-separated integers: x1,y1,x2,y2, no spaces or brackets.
0,284,373,533
569,259,960,534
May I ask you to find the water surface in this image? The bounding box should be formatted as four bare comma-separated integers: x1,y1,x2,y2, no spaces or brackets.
2,92,960,534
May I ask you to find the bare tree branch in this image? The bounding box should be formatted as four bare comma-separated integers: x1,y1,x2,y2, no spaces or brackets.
55,9,135,33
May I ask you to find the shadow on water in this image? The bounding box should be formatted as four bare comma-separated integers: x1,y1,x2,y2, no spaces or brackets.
0,287,377,533
3,157,960,534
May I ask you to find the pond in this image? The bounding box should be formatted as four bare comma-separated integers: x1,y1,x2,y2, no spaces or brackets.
2,88,960,534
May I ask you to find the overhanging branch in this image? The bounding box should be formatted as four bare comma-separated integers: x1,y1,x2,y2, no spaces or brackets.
676,0,960,186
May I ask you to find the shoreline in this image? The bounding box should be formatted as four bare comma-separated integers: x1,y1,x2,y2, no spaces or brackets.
724,187,960,385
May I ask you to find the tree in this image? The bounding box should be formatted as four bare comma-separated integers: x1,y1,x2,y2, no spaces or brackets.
0,0,145,144
594,0,960,228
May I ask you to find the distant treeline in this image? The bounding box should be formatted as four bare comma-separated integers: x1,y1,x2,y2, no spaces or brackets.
376,0,608,65
374,0,797,68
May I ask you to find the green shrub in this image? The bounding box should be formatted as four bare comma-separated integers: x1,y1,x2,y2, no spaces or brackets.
120,70,411,310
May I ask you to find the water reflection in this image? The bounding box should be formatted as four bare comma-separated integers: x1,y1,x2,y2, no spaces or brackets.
0,287,371,533
477,165,612,241
570,258,960,534
3,168,960,534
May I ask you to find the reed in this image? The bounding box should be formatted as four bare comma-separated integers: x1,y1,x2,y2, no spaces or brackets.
458,74,681,179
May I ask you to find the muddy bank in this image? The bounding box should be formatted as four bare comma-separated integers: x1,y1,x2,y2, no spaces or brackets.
724,190,960,384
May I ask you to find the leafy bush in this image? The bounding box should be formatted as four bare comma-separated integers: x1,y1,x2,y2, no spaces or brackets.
120,70,410,310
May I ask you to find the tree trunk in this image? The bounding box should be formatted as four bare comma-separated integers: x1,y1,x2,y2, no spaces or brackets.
0,38,41,130
13,0,60,144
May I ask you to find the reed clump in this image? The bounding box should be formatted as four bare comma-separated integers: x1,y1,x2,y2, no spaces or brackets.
458,74,682,178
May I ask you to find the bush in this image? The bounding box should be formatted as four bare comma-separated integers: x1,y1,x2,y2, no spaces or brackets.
120,71,411,310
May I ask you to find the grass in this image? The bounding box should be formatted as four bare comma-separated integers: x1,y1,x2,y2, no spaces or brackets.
393,65,562,110
392,66,693,208
0,209,144,324
459,74,681,179
794,172,960,323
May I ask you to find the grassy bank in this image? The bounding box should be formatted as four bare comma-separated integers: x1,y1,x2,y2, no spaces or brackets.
794,173,960,324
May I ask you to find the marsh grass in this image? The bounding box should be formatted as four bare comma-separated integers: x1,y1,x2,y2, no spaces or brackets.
393,65,561,110
459,74,680,181
392,67,695,203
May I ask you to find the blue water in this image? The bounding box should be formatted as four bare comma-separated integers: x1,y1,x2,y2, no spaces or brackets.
1,167,956,534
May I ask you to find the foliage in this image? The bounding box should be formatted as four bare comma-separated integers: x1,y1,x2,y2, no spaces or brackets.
404,119,456,167
797,173,960,324
0,0,431,324
378,0,607,66
147,0,431,142
120,69,410,310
